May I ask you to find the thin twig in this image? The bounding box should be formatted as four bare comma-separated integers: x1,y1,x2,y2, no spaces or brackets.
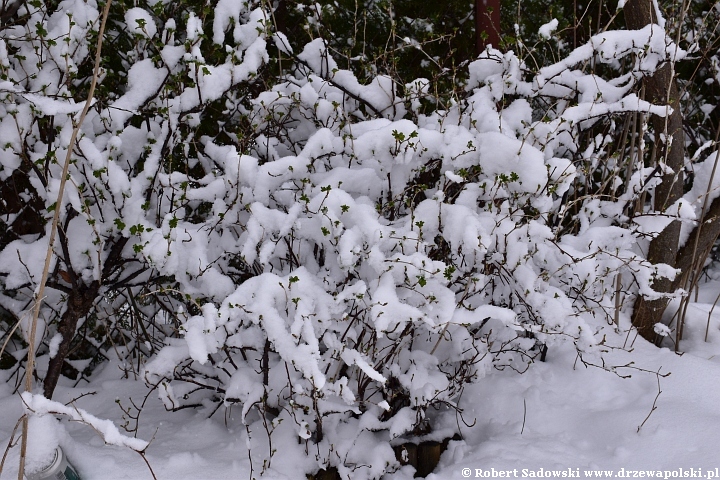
430,322,450,355
245,424,254,480
637,368,664,433
705,288,720,342
0,415,24,477
614,273,622,330
63,391,98,406
138,451,158,480
0,311,28,362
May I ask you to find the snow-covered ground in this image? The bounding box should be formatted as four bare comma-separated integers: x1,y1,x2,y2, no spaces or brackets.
3,281,720,480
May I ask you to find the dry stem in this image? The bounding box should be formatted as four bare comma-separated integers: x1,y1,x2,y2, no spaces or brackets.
17,1,113,478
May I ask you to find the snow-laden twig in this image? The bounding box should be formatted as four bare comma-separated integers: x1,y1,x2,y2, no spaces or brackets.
19,392,158,479
21,392,149,451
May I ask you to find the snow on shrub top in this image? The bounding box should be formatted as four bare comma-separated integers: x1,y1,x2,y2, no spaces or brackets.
0,1,690,478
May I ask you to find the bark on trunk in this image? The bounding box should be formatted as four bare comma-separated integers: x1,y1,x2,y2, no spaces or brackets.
672,195,720,290
43,280,100,399
475,0,501,54
274,0,287,34
624,0,685,341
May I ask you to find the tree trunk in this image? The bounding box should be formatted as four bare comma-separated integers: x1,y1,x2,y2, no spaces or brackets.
624,0,685,342
672,195,720,290
43,280,100,399
274,0,287,34
475,0,501,54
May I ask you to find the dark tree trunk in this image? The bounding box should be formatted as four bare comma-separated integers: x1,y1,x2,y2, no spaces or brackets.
276,0,287,33
41,234,128,398
624,0,685,341
672,195,720,291
475,0,501,54
43,280,100,399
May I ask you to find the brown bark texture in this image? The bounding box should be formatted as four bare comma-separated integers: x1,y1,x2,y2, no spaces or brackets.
41,235,130,398
624,0,686,341
672,196,720,290
475,0,501,54
43,280,100,398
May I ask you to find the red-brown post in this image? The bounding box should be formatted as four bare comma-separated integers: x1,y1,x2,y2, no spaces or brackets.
475,0,501,54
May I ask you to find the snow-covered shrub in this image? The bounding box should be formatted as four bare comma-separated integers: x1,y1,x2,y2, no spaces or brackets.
0,0,271,386
0,0,690,478
140,26,685,480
